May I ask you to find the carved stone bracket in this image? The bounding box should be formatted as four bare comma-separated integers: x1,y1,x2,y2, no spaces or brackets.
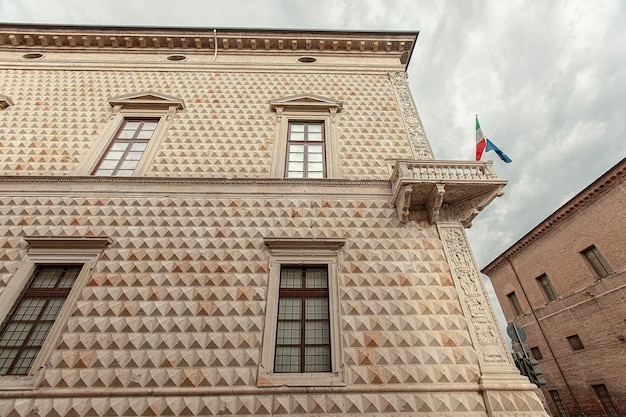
425,184,445,223
390,160,507,226
388,72,434,160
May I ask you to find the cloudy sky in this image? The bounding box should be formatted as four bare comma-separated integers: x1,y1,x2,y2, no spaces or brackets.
1,1,625,331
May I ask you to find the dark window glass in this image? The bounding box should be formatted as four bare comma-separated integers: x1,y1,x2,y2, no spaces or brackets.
581,245,611,278
274,266,331,373
286,122,325,179
93,118,158,176
566,334,584,351
0,265,82,375
537,274,557,302
531,346,544,360
591,384,620,417
507,291,523,315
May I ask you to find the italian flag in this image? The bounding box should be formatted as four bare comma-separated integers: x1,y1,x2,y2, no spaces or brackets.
475,116,512,163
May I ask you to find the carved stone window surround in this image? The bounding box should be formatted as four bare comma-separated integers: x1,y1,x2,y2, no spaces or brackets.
269,94,342,179
258,237,346,387
0,237,110,389
75,91,185,176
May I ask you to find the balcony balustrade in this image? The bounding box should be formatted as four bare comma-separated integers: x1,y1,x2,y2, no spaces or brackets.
390,160,507,227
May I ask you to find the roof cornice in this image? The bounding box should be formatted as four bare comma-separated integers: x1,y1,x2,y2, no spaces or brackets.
482,157,626,275
0,24,418,67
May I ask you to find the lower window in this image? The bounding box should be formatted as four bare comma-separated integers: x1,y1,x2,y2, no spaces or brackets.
592,384,620,417
258,238,345,387
274,266,331,373
0,265,82,375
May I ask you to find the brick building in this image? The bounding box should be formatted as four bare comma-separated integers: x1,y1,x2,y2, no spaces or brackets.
483,158,626,417
0,24,548,416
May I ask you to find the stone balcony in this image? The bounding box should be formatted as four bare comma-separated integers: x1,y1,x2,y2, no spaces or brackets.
390,160,507,227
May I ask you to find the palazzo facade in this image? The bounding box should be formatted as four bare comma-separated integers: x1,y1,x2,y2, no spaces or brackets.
0,25,547,416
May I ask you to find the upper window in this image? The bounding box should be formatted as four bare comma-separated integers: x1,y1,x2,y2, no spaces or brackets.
76,91,184,176
530,346,544,360
270,94,342,179
0,265,82,375
93,118,159,176
536,274,557,302
286,121,326,178
259,237,345,387
567,334,584,351
581,245,612,278
507,291,523,316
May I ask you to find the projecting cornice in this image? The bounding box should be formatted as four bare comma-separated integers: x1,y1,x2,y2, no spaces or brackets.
482,157,626,275
0,24,418,66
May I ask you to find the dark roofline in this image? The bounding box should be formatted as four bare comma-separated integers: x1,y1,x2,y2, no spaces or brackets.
481,157,626,275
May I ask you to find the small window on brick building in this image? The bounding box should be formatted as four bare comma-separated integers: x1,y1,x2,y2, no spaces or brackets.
591,384,620,417
537,274,557,302
530,346,544,360
548,390,570,417
566,334,584,351
581,245,612,278
507,291,523,316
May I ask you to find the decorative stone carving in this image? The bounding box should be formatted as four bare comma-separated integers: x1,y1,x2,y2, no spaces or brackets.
438,224,510,367
269,94,343,123
388,72,434,160
390,160,507,225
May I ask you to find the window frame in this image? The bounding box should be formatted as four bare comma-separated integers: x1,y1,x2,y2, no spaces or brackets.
591,384,620,417
0,237,109,388
566,334,584,351
536,273,557,302
269,94,342,179
581,245,612,278
76,92,184,176
548,390,570,417
530,346,544,360
258,238,345,387
274,265,331,373
0,264,84,376
285,120,327,179
92,118,161,176
507,291,523,316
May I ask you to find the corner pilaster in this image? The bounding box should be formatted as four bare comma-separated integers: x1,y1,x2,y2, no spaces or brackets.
388,72,434,160
438,223,549,417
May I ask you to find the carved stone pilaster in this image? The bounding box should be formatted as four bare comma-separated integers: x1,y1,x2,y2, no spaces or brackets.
388,72,434,160
438,223,549,416
438,223,511,369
